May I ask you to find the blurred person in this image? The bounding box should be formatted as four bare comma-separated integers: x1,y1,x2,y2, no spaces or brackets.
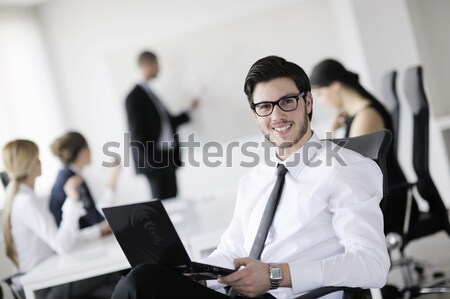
310,58,419,234
50,131,120,238
125,50,199,200
2,139,117,299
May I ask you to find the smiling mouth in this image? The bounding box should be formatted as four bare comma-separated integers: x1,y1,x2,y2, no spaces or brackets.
272,124,292,135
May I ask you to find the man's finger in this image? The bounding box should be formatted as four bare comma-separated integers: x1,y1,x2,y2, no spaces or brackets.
233,257,252,269
218,267,248,284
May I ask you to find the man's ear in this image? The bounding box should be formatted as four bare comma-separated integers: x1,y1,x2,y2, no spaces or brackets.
305,92,313,114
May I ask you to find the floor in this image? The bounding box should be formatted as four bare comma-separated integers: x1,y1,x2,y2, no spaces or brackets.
387,230,450,298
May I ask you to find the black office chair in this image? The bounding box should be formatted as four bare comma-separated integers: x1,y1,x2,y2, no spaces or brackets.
382,65,450,298
403,66,450,240
382,70,400,155
293,129,392,299
0,171,9,189
0,280,16,299
0,274,23,299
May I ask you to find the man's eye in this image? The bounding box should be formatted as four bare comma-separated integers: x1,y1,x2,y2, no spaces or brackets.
258,104,272,110
282,98,295,104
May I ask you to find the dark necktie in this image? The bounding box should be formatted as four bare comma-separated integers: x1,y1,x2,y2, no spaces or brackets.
228,164,288,297
249,163,288,259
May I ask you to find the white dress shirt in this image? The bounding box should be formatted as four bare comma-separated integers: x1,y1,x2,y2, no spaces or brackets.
202,132,390,299
10,184,85,273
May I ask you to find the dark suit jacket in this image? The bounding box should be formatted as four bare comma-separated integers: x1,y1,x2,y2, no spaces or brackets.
125,84,190,176
50,167,104,228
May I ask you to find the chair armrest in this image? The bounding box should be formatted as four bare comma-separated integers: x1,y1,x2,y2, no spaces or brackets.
389,182,415,193
293,286,365,299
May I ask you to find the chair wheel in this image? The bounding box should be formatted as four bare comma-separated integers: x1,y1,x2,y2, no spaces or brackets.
414,265,424,275
433,271,445,278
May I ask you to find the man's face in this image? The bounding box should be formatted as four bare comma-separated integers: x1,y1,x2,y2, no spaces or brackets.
141,60,159,81
252,77,312,156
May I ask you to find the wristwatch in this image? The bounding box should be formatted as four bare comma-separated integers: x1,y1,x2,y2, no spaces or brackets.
269,263,282,290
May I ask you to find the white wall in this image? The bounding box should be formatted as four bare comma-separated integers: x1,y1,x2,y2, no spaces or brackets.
1,0,448,206
0,8,65,198
407,0,450,117
34,0,342,202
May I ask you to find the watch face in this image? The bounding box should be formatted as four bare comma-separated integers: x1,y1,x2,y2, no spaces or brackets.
270,266,282,280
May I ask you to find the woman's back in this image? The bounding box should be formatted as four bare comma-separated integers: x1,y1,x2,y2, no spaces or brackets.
11,184,54,272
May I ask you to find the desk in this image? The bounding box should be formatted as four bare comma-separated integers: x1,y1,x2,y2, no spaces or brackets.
21,236,130,299
20,197,235,299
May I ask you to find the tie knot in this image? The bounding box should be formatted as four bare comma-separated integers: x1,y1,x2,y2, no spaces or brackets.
276,164,288,176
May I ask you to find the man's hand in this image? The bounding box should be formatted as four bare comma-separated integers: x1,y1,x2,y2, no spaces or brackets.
64,176,82,201
329,111,349,132
218,257,271,298
189,98,200,110
99,221,112,236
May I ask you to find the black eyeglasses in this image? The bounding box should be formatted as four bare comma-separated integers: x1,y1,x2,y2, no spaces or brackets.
250,92,306,117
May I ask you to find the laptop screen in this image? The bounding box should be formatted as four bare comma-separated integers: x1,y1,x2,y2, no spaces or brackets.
103,201,191,268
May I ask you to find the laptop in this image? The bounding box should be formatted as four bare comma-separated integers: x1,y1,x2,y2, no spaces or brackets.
102,200,235,280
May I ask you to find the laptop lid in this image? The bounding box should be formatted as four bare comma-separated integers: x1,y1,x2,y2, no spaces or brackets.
103,200,192,268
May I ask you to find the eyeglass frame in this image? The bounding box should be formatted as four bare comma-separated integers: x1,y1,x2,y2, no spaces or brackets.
250,92,306,117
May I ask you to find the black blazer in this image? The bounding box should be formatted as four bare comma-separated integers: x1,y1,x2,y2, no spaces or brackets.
125,84,190,175
50,167,104,228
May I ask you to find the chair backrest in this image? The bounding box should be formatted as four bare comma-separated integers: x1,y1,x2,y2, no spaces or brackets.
382,70,400,154
1,171,9,189
325,129,392,198
403,65,450,235
403,66,429,177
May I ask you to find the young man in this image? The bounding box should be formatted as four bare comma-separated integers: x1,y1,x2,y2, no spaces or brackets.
125,51,198,200
113,56,390,299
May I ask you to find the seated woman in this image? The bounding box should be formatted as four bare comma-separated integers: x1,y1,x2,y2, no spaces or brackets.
310,58,419,234
50,131,120,238
2,139,117,299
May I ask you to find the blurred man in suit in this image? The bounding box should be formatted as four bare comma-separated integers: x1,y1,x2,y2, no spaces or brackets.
125,51,198,200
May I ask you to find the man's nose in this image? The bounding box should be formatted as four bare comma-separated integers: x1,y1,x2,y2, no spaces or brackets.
271,104,286,120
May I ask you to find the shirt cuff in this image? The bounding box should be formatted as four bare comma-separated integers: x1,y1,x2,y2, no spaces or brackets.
289,260,323,294
61,198,86,223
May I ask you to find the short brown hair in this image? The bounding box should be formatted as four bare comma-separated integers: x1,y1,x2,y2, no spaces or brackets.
51,131,88,165
138,51,157,66
244,55,312,121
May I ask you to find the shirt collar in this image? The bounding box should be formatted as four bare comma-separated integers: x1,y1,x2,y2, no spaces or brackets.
19,183,34,194
272,131,321,178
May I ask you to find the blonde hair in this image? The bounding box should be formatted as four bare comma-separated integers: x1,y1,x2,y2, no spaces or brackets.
2,139,39,267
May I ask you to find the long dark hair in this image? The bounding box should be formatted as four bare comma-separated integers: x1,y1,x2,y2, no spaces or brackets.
310,58,378,103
